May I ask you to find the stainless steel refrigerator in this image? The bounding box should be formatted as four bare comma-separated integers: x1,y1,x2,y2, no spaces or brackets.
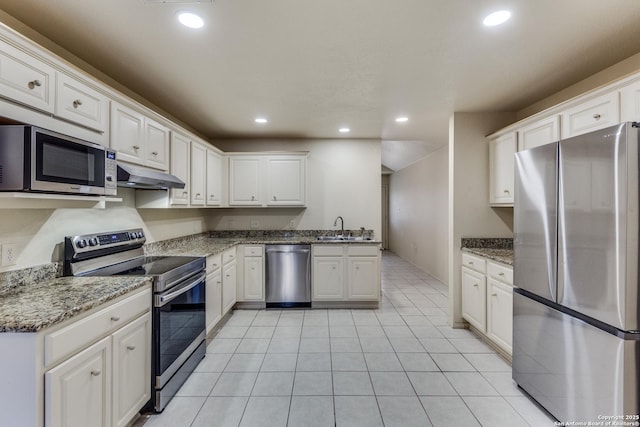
513,122,640,423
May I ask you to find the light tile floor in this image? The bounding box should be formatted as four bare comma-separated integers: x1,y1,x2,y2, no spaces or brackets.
138,252,555,427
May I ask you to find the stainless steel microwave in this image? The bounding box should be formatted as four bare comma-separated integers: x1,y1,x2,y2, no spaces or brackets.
0,125,117,196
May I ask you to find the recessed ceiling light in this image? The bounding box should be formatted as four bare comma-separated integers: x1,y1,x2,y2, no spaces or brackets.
255,118,268,124
339,127,350,133
395,117,409,123
483,10,511,27
177,11,204,29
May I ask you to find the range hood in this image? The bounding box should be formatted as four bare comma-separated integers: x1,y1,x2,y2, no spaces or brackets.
117,163,185,190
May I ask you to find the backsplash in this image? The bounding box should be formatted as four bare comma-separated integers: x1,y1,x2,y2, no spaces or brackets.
208,229,374,239
460,237,513,250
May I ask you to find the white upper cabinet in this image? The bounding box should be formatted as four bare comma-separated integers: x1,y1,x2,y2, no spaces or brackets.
0,38,55,114
489,132,516,206
620,79,640,122
206,150,222,206
56,73,108,132
518,115,560,151
170,132,190,205
110,102,169,170
266,155,306,206
190,141,206,206
229,156,263,206
561,92,620,138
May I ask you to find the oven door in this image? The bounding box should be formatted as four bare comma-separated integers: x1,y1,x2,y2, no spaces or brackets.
31,127,107,195
153,271,206,388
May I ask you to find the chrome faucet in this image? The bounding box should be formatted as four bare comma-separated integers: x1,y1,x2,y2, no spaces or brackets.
334,216,344,236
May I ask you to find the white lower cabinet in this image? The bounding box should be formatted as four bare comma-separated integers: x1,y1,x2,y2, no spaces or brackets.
312,244,380,303
45,336,112,427
43,287,151,427
206,266,222,335
222,248,237,315
237,245,264,302
461,253,513,355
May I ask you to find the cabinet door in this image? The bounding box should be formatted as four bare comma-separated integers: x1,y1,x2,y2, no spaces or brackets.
266,156,306,206
170,133,190,205
229,156,262,206
222,262,237,315
620,79,640,122
110,102,145,165
242,256,264,301
45,336,111,427
112,313,151,427
190,142,207,206
346,256,379,300
487,279,513,354
144,118,169,170
461,267,486,332
206,150,222,206
56,73,108,132
489,132,516,206
518,115,560,151
0,38,55,113
561,92,620,138
206,268,222,334
312,256,344,300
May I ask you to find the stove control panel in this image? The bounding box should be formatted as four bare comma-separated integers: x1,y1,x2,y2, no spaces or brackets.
67,228,146,255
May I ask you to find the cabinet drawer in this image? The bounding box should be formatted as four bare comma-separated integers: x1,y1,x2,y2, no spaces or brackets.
0,39,55,113
487,261,513,285
222,248,236,265
461,253,486,273
207,253,222,272
313,245,344,256
243,245,264,257
347,245,379,257
56,73,108,132
561,92,620,138
44,288,151,367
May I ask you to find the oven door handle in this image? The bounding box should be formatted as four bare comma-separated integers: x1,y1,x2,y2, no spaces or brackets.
155,272,206,307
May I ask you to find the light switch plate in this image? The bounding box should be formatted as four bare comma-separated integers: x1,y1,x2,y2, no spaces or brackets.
250,220,259,229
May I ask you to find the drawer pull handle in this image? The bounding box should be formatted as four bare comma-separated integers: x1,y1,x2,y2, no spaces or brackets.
593,113,601,120
127,345,136,351
217,280,221,284
503,189,510,194
183,191,188,196
210,194,215,199
491,293,498,297
151,151,158,156
72,99,83,108
91,370,101,377
28,79,42,89
111,316,120,321
498,272,504,276
473,283,478,287
133,145,140,150
469,261,474,265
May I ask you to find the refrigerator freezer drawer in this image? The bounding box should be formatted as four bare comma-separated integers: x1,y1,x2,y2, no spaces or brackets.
513,291,640,423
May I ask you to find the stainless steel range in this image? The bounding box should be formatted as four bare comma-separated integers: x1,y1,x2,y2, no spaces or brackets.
64,228,206,413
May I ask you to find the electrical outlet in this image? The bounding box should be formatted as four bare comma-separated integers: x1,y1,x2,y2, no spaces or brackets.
228,219,235,229
250,220,259,229
2,243,17,267
288,219,296,229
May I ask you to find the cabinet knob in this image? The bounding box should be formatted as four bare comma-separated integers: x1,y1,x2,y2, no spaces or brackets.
217,280,221,284
151,151,158,156
226,274,230,278
133,145,140,150
110,316,120,321
593,113,601,120
210,194,215,199
356,266,360,270
90,370,101,377
332,266,336,270
183,191,188,196
126,345,136,351
273,195,277,201
251,195,255,201
28,79,41,89
72,99,83,108
196,193,201,198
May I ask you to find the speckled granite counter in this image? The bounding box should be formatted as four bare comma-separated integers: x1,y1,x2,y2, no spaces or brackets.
0,276,151,332
461,237,513,266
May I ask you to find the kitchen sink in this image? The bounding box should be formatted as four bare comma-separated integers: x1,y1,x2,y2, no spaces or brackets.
316,236,373,241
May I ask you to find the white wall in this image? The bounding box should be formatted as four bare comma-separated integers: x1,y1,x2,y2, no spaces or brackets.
389,145,448,283
448,112,516,327
0,189,209,272
209,139,382,238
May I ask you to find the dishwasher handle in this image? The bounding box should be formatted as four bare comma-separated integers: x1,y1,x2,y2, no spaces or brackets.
266,248,310,254
265,245,311,255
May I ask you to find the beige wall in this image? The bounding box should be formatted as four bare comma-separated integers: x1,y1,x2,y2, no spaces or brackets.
389,145,448,283
0,189,209,272
210,139,382,238
448,112,516,327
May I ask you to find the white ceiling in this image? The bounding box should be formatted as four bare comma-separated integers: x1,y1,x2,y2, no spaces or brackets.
2,0,640,171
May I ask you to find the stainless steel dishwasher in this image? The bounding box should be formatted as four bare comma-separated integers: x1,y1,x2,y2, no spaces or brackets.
265,244,311,308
